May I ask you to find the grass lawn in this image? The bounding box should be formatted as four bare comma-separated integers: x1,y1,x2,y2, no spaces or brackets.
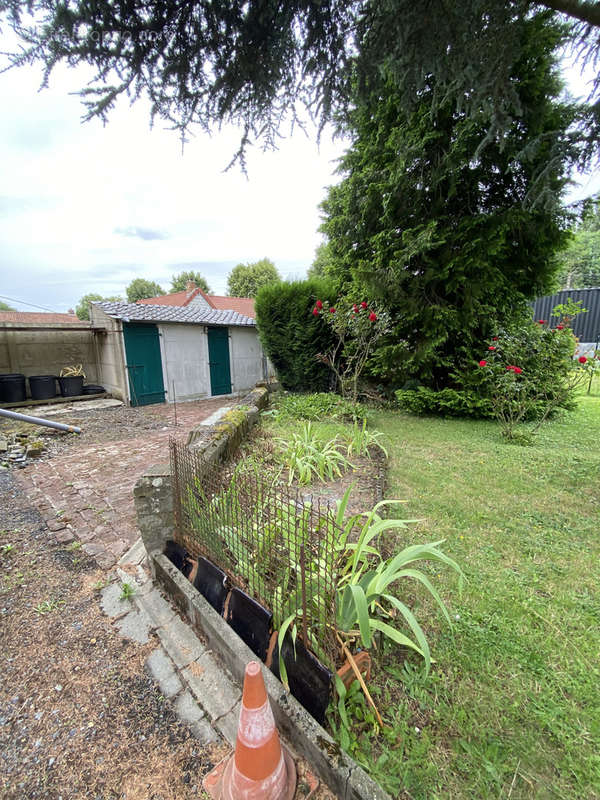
362,393,600,798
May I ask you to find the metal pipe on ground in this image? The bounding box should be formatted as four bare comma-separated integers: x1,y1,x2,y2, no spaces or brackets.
0,408,82,434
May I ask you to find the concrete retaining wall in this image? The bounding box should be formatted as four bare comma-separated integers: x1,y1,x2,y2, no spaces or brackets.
0,324,99,391
88,306,129,401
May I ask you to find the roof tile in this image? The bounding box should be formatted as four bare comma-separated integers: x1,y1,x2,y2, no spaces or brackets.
95,301,255,327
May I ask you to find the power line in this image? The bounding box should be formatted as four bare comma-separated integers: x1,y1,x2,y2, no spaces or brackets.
0,294,58,313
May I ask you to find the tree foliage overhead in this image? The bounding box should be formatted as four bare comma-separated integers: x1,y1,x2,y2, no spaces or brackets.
126,278,164,302
227,258,280,297
2,0,600,179
0,301,15,311
170,270,211,293
75,292,122,320
320,14,577,389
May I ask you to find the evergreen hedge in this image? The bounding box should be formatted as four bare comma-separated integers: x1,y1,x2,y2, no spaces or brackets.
255,279,337,391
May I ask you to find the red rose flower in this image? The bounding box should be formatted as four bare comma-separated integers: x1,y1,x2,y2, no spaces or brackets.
488,346,496,351
479,360,487,367
329,307,336,314
537,319,546,324
369,311,377,321
556,325,564,330
506,365,514,371
316,299,323,309
492,337,499,341
513,367,523,374
312,307,319,316
361,301,368,309
579,356,587,364
353,304,359,312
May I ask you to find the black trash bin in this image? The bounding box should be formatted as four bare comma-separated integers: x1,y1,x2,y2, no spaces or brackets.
0,373,26,403
28,375,58,400
58,376,84,397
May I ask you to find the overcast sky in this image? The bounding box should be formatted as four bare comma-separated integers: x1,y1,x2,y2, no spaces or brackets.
1,37,599,313
0,54,345,312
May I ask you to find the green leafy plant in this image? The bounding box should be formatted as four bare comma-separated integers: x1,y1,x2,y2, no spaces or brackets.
331,490,463,674
267,392,366,422
35,599,64,614
275,422,354,485
119,582,136,600
1,543,15,555
343,418,388,458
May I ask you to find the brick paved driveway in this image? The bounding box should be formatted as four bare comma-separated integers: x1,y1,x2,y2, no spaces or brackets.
16,397,231,568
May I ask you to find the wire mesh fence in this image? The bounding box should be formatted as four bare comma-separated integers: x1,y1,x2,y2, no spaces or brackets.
170,439,342,668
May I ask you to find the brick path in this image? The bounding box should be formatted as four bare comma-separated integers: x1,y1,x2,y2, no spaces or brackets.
16,398,231,568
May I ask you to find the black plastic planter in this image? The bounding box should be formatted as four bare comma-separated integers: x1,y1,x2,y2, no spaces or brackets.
226,587,273,661
164,540,193,578
58,376,84,397
0,374,26,403
28,375,57,400
269,634,332,725
193,556,228,615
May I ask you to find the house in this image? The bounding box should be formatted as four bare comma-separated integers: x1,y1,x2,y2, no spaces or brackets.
89,299,267,406
137,281,256,318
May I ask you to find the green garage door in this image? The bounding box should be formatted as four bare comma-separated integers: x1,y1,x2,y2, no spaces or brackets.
207,327,232,396
122,322,166,406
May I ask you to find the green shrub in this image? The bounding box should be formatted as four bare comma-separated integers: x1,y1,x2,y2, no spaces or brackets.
395,387,494,418
255,279,337,392
270,392,366,421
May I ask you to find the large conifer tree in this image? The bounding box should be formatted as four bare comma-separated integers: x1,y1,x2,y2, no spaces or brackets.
320,14,581,388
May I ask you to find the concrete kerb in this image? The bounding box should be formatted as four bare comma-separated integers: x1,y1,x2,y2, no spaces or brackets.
151,552,391,800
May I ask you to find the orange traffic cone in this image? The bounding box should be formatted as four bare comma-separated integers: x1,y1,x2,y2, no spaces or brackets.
203,661,297,800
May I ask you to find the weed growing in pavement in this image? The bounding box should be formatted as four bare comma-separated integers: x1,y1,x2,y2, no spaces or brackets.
35,599,65,614
119,582,136,600
66,541,82,551
93,577,111,592
1,543,15,555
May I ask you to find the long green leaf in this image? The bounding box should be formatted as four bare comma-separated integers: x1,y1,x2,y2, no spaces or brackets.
369,618,425,657
389,568,454,625
347,584,372,648
382,594,431,672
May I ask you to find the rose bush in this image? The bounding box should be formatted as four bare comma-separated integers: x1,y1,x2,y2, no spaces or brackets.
311,299,391,401
476,322,588,442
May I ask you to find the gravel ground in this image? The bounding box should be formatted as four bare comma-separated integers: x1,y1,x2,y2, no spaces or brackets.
0,470,228,800
0,403,179,466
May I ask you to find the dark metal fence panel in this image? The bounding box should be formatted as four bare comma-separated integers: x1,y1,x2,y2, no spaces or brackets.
532,288,600,343
170,439,340,667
